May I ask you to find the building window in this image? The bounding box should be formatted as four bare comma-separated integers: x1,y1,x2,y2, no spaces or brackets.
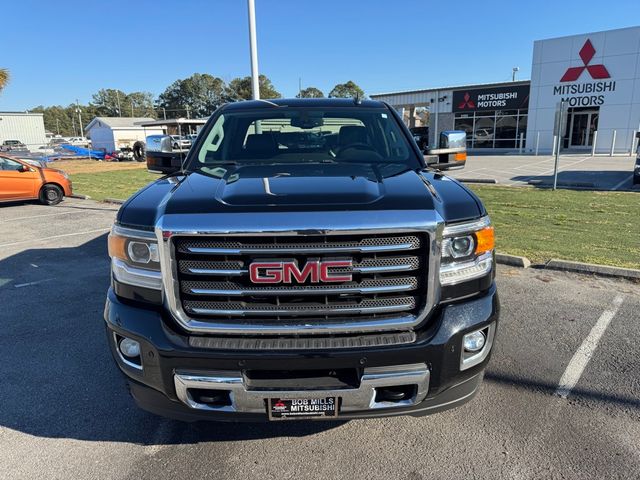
453,113,474,147
454,109,527,149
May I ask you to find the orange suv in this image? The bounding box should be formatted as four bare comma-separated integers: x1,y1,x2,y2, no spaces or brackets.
0,155,72,205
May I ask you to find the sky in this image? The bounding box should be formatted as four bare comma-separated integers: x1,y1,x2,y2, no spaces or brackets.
1,0,639,111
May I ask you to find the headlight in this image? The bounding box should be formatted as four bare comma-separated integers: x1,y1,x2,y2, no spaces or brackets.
440,216,495,286
108,225,162,290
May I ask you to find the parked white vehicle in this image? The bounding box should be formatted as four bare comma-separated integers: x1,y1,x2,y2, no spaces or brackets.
67,137,92,147
170,135,191,150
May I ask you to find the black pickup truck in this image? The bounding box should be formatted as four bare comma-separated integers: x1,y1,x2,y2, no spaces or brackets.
104,98,498,421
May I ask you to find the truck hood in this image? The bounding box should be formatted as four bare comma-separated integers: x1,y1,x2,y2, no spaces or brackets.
117,164,484,229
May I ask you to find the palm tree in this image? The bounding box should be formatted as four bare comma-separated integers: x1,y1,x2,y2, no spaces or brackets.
0,69,9,92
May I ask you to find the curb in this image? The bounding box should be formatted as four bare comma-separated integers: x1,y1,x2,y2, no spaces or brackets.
496,253,531,268
69,194,91,200
544,259,640,281
103,198,125,205
528,179,596,188
457,178,498,184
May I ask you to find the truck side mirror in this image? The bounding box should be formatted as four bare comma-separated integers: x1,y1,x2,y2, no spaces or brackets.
146,135,184,174
424,131,467,171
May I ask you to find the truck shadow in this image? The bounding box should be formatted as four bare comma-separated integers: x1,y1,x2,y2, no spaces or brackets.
0,234,340,445
511,170,633,190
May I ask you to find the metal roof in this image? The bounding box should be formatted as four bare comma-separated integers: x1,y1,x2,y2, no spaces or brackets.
85,117,156,131
137,118,208,127
370,80,531,98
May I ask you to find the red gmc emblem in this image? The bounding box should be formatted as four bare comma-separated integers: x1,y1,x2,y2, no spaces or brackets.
249,260,353,284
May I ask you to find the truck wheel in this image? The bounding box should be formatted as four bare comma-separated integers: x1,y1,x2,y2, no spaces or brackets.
133,141,146,162
39,184,63,205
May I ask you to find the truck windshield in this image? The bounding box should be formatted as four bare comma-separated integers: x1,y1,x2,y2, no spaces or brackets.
189,107,421,171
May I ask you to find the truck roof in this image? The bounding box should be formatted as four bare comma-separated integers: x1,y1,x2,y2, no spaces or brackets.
222,98,386,111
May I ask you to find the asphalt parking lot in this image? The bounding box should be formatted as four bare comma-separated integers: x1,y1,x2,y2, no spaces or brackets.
450,154,637,191
1,198,639,480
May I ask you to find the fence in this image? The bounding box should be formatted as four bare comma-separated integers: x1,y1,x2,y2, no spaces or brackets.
0,141,104,162
527,130,639,156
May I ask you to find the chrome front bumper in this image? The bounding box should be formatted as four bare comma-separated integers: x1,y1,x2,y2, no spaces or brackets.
174,363,430,414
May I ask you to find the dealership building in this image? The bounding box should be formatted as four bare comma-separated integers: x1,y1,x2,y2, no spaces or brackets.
371,26,640,154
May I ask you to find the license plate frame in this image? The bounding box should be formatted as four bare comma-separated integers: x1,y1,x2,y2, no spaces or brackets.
268,396,339,420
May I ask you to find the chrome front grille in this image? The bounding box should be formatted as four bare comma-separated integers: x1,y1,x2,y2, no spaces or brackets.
171,233,428,333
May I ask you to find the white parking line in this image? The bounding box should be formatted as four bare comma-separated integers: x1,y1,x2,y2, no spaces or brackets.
0,228,110,248
611,174,633,191
3,211,82,221
556,294,625,398
14,278,54,288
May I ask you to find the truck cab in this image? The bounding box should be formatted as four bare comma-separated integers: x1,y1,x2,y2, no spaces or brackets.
104,98,498,421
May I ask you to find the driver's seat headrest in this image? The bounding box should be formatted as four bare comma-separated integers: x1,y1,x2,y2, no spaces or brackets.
244,133,277,153
338,126,368,146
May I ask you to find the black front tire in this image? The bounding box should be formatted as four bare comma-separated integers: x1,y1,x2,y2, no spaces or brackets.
39,184,63,205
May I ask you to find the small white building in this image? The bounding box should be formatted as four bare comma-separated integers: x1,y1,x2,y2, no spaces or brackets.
85,117,164,152
0,112,47,151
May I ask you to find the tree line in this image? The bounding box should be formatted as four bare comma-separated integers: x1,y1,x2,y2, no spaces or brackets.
26,74,366,137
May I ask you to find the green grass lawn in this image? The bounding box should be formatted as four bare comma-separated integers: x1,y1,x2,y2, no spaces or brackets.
70,170,639,269
470,186,639,269
71,169,158,202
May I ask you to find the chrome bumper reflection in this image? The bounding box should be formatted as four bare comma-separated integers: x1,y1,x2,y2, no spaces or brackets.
174,363,430,414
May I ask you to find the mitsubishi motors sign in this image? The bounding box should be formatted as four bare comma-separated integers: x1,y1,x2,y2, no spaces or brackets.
452,84,530,112
526,26,640,154
552,38,616,107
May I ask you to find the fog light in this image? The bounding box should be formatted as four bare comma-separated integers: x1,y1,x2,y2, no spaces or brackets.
119,337,141,358
463,330,486,352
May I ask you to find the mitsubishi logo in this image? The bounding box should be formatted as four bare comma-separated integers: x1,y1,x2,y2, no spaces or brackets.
458,92,476,109
560,39,610,82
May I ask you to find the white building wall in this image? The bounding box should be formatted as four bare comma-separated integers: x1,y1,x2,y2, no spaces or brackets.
87,125,115,152
0,113,47,150
527,26,640,154
87,126,164,152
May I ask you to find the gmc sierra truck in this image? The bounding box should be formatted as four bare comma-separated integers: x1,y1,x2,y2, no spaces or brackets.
104,98,499,421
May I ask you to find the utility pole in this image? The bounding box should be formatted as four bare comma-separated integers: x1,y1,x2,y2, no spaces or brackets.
162,107,167,120
116,90,122,117
512,67,519,82
130,100,134,117
76,99,83,138
247,0,260,100
298,77,302,97
186,106,190,119
56,118,60,135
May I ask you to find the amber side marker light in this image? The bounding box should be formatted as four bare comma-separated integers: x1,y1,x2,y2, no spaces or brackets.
108,233,127,260
474,227,495,255
455,152,467,161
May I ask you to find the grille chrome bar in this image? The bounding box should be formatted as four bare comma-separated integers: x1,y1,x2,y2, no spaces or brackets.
185,243,417,255
188,268,248,276
188,304,415,317
184,278,418,296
